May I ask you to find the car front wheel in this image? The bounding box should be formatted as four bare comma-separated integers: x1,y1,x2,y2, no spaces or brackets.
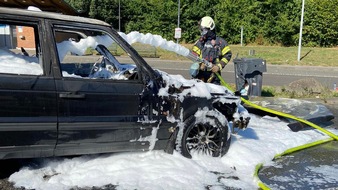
181,116,231,158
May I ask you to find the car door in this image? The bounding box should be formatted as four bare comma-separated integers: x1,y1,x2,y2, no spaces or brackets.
0,18,57,159
48,23,160,156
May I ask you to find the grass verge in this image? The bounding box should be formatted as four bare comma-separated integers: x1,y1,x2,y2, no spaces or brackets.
261,86,338,99
156,44,338,67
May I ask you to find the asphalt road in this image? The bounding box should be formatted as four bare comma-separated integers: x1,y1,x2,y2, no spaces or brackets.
141,57,338,88
67,55,338,88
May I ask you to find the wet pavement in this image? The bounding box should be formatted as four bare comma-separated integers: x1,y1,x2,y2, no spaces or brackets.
247,97,335,132
257,98,338,190
323,99,338,125
258,141,338,189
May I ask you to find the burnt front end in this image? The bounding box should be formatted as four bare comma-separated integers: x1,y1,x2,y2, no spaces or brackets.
211,95,251,132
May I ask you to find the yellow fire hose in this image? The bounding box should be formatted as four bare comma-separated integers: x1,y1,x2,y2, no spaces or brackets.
215,72,338,189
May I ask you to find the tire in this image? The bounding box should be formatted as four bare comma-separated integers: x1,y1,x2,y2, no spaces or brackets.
181,115,231,158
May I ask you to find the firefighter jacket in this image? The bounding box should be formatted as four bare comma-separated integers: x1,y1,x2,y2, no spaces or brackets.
192,36,232,71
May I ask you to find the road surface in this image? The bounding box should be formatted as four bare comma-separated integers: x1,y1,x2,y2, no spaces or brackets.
142,57,338,88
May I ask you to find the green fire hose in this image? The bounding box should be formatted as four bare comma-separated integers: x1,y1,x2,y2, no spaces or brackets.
215,72,337,140
184,51,337,188
215,72,338,189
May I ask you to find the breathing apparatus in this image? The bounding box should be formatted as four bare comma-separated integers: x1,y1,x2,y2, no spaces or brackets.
199,16,216,41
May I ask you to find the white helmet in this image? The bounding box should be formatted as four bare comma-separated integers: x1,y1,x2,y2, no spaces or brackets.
200,16,215,30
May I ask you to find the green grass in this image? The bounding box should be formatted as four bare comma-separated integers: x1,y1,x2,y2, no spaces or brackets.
88,42,337,67
155,44,338,99
261,85,338,99
230,45,338,67
87,43,338,98
155,44,338,67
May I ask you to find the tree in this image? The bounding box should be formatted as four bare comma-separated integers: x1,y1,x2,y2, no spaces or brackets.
258,0,300,46
89,0,120,29
65,0,91,16
64,0,337,47
179,0,218,43
303,0,338,47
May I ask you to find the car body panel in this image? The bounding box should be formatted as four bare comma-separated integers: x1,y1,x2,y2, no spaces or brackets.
0,75,57,159
0,7,245,160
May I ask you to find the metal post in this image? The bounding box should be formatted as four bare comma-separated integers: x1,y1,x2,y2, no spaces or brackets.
297,0,305,61
240,26,243,46
177,0,180,44
118,0,121,32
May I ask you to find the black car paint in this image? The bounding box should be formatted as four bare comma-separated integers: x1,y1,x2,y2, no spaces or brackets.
0,14,174,159
0,74,57,158
0,8,238,159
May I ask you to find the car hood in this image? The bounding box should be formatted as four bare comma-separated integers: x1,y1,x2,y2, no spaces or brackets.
157,70,239,103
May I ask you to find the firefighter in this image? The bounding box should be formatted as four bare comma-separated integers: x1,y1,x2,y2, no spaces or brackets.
191,16,232,84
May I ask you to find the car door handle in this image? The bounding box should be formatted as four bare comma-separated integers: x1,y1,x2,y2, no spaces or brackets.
59,92,86,99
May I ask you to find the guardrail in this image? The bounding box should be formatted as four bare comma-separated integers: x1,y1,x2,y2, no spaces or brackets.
103,43,159,58
131,43,158,58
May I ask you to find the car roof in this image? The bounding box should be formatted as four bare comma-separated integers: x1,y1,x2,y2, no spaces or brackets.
0,0,78,15
0,7,110,26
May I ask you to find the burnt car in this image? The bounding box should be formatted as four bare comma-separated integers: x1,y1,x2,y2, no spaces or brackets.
0,7,249,160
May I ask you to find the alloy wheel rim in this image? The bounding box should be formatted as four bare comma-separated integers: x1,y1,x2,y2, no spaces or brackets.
186,123,222,156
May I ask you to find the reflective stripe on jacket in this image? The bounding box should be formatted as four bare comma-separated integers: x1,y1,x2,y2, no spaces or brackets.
192,36,232,69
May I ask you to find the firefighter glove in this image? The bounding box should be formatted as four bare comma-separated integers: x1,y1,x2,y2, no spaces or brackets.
211,64,222,73
199,62,206,71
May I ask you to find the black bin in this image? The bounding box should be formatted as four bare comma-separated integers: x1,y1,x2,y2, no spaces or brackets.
234,58,267,96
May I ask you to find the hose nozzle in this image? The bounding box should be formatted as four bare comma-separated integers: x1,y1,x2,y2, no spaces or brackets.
186,51,213,69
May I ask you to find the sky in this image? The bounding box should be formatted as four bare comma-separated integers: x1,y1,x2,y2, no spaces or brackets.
2,27,337,189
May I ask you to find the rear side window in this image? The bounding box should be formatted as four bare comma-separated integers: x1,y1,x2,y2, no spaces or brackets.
0,22,43,75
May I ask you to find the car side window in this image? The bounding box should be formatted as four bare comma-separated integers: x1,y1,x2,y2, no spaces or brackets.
53,27,138,80
0,22,43,75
